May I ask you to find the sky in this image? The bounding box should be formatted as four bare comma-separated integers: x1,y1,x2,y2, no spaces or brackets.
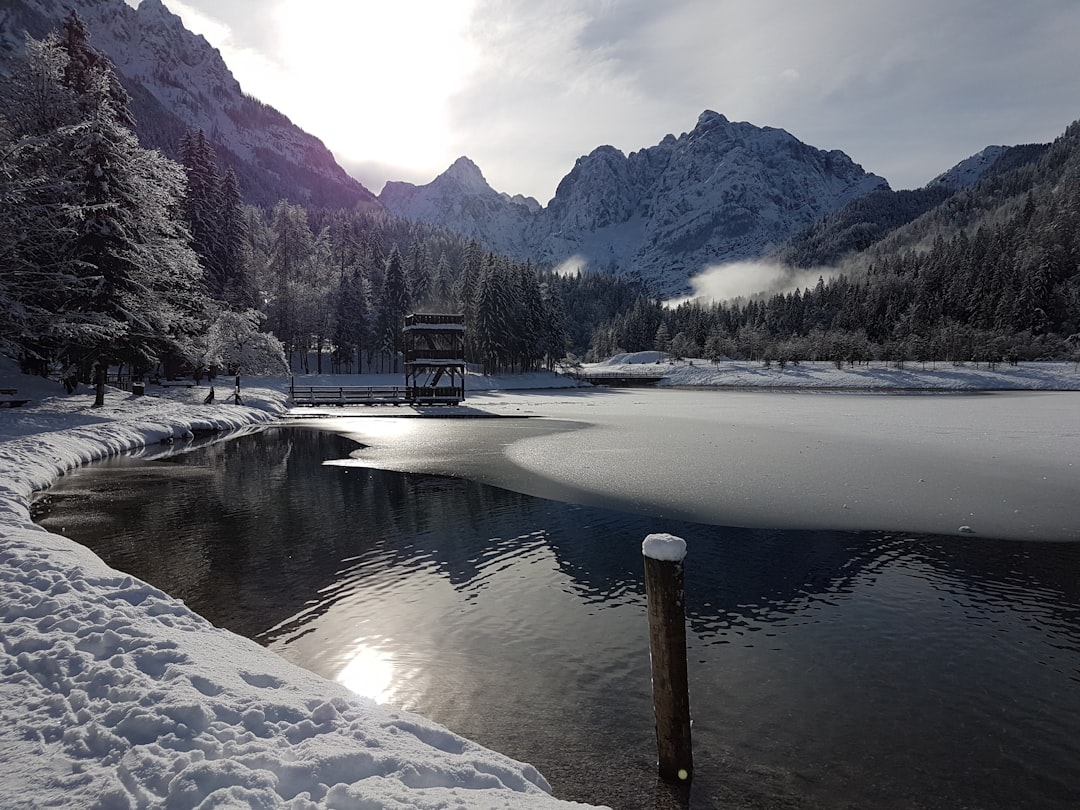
126,0,1080,204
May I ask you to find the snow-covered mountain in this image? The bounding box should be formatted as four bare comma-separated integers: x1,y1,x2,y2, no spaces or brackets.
379,157,538,256
380,111,888,295
0,0,380,209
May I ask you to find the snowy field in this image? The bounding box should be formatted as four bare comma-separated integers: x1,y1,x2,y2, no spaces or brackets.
2,356,1078,809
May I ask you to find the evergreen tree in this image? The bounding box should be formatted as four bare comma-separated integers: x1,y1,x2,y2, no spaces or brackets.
1,25,205,398
217,168,251,308
264,200,313,364
471,255,513,374
179,129,224,295
377,246,410,371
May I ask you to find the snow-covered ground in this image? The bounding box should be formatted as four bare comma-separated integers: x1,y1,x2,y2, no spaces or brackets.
3,355,1078,809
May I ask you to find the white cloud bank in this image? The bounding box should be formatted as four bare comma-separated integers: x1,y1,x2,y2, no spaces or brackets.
668,260,834,306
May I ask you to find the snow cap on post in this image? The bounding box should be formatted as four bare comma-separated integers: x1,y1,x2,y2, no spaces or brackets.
642,532,687,562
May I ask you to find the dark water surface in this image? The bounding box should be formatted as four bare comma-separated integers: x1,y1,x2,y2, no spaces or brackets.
33,427,1080,809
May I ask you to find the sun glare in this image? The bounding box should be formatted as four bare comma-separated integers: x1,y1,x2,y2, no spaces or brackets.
164,0,478,177
336,638,397,703
271,1,478,171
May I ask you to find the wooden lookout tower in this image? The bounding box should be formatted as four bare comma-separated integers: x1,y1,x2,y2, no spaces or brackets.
403,313,466,404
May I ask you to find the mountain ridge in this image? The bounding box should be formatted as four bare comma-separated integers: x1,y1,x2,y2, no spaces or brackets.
381,110,889,295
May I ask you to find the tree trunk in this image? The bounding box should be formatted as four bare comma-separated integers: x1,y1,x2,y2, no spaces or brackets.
92,362,106,408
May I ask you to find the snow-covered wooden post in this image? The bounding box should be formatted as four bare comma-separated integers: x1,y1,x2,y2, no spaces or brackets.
643,532,693,783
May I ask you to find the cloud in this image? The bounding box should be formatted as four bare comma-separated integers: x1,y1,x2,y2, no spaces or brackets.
454,0,1080,199
550,255,586,277
668,261,834,306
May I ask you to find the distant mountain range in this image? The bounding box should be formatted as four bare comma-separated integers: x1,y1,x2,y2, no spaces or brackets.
1,0,1055,296
381,111,892,294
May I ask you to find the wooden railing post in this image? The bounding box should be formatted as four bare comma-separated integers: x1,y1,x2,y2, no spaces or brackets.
643,533,693,783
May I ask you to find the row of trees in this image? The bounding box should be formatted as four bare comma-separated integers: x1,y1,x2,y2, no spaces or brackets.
0,16,215,404
238,203,568,375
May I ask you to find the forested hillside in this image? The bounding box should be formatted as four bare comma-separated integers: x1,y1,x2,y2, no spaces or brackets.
582,121,1080,365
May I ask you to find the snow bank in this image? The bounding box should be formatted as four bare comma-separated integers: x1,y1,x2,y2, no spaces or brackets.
0,364,598,809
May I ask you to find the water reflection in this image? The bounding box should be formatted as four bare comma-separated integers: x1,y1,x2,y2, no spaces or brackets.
32,426,1080,810
333,638,398,704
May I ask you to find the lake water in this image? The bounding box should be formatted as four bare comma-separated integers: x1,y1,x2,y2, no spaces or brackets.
32,390,1080,809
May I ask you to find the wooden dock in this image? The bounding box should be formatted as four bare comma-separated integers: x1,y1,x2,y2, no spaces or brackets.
289,384,410,406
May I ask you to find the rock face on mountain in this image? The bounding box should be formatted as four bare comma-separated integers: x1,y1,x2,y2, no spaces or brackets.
381,111,888,295
0,0,380,209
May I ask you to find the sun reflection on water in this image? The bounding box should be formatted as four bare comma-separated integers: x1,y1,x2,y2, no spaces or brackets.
336,638,397,704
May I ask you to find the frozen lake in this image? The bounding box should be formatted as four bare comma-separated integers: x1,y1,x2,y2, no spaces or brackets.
34,388,1080,808
318,387,1080,541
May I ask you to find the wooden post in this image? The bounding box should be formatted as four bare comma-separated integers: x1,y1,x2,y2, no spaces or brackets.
643,533,692,783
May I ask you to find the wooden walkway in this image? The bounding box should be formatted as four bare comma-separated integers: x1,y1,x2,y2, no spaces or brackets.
289,383,465,407
290,384,410,406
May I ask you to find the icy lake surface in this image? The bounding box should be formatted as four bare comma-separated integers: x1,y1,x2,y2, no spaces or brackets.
327,388,1080,541
34,389,1080,809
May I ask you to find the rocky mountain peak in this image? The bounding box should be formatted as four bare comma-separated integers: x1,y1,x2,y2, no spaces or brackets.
441,156,490,192
695,109,729,129
928,145,1009,190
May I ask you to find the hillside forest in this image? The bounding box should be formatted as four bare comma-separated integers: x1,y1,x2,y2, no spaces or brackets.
2,15,1079,399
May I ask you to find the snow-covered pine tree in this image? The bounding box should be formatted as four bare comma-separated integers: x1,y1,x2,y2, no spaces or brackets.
179,129,225,295
470,254,514,374
1,20,206,396
264,200,313,366
217,168,252,308
332,267,372,372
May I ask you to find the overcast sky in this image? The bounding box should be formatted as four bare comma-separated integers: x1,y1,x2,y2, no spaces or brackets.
132,0,1080,204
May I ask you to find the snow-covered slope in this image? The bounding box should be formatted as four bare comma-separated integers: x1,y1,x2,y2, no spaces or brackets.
927,145,1011,190
381,111,888,295
1,0,381,210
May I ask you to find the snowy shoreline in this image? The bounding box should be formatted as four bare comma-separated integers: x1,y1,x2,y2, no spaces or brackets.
3,359,1078,808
